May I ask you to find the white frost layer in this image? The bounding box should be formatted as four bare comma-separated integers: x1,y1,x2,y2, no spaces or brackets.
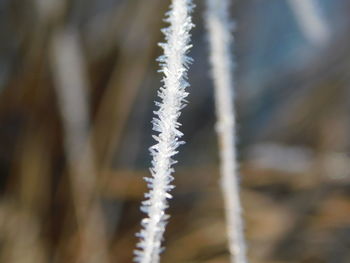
205,1,248,263
134,1,194,263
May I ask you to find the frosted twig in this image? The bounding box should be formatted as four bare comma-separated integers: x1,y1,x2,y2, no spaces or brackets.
134,1,194,263
205,1,248,263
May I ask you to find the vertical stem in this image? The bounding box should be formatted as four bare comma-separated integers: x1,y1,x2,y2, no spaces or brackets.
134,1,194,263
50,29,109,263
205,1,248,263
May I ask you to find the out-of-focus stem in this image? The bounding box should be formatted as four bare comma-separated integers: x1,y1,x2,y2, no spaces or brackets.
288,0,330,45
205,1,248,263
50,29,109,263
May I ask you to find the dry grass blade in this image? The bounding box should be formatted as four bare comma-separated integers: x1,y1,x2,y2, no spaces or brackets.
50,29,109,263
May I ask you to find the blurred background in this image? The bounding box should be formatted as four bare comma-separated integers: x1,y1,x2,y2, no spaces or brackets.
0,0,349,262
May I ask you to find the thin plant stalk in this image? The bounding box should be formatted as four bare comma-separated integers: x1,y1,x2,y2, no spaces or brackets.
50,29,109,263
205,1,248,263
134,0,194,262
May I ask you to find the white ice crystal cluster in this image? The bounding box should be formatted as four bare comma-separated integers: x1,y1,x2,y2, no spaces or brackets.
134,1,194,263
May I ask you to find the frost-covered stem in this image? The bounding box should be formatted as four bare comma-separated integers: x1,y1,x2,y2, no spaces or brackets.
134,1,194,263
205,1,248,263
288,0,329,45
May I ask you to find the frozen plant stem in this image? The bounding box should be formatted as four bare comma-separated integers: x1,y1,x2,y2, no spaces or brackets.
134,1,194,263
205,1,248,263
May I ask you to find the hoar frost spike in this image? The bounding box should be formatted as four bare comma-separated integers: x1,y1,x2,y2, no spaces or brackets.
134,1,194,263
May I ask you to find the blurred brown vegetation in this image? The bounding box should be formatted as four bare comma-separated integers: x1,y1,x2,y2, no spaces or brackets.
0,0,350,262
